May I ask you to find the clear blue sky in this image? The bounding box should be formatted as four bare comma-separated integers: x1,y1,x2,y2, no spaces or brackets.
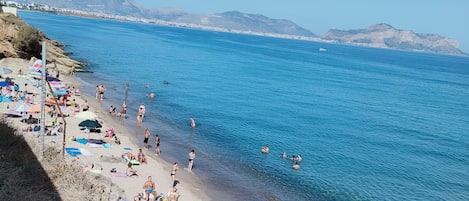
136,0,469,52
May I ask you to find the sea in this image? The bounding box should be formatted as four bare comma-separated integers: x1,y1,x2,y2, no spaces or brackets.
20,11,469,201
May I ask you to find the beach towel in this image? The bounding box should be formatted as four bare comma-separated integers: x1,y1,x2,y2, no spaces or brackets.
65,147,81,157
88,143,101,148
79,148,92,156
110,172,128,177
102,143,113,148
87,139,105,144
75,138,87,144
89,169,102,174
129,159,140,165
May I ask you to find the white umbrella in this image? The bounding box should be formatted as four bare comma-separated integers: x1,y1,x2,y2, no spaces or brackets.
0,66,13,75
75,111,98,119
15,103,29,113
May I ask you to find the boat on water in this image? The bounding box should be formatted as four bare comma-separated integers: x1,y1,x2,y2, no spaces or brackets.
319,48,327,51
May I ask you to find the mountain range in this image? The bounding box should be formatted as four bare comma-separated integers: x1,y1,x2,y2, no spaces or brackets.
8,0,466,55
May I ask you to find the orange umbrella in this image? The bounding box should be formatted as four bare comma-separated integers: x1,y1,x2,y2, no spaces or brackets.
45,98,64,105
27,104,51,113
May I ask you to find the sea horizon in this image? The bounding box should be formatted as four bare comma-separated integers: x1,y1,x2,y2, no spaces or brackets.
20,11,469,201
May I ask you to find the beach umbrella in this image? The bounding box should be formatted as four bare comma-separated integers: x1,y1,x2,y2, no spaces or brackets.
54,89,68,96
33,60,42,69
47,76,61,82
15,103,29,112
0,81,11,87
26,104,51,113
75,111,98,120
78,119,102,128
0,66,13,75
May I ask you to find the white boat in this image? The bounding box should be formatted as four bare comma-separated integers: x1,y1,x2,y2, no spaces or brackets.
319,48,327,51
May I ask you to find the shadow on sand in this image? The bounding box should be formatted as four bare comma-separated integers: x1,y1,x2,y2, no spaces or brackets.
0,122,62,201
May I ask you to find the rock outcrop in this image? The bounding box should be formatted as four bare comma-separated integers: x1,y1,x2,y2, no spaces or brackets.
0,12,84,68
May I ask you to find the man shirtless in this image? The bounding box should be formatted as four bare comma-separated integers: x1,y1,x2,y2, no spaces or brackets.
142,176,156,200
144,128,150,149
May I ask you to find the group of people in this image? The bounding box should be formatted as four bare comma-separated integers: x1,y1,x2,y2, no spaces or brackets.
262,145,303,170
95,84,106,102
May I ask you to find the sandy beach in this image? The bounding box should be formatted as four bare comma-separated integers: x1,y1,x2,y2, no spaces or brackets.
0,57,211,201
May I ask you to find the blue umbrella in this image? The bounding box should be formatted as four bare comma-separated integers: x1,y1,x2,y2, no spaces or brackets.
0,81,11,87
54,89,68,96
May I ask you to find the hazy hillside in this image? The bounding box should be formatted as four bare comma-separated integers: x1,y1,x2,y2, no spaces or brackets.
9,0,466,55
322,23,465,55
13,0,315,37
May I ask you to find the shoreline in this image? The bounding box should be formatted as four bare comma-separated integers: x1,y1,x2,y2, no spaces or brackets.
0,56,211,200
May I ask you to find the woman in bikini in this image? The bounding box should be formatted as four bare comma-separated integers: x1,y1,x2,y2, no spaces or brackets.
187,149,195,171
137,148,147,164
155,134,160,155
170,162,179,187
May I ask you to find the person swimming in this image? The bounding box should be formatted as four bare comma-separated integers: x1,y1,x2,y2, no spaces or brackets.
261,145,269,154
190,117,196,128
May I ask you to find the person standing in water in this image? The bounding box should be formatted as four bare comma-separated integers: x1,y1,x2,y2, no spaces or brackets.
155,134,161,155
143,128,150,150
187,149,195,171
190,117,196,128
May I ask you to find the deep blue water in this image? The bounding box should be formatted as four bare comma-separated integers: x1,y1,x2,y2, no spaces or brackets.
20,11,469,201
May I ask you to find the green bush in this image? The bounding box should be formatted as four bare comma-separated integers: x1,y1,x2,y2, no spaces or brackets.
12,25,43,58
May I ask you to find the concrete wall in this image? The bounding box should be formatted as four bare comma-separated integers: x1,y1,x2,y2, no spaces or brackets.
1,6,18,16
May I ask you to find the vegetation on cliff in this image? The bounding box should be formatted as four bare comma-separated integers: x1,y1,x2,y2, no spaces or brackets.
0,12,84,67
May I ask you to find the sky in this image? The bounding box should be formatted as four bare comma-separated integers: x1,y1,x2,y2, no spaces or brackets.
135,0,469,52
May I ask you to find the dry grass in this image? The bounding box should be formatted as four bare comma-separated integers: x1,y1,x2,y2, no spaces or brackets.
0,119,125,201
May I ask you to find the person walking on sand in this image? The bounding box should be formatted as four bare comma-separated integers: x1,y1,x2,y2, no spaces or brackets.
170,162,179,187
142,176,156,200
187,149,195,171
143,128,150,150
155,134,161,155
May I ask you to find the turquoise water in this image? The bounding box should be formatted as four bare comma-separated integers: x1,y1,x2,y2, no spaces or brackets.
20,11,469,201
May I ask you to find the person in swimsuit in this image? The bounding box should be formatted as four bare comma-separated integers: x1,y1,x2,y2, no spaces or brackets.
126,163,138,177
293,162,300,170
143,128,150,149
142,176,156,200
155,134,161,155
137,148,147,164
170,162,179,187
82,100,89,112
187,149,195,171
138,111,144,124
120,102,127,118
190,117,196,128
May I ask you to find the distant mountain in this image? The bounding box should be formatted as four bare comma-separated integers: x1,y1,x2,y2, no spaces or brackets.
321,23,466,55
165,11,316,37
13,0,315,37
9,0,466,55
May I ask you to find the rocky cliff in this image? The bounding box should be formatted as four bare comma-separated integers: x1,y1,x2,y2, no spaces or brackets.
0,12,83,68
321,23,466,55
